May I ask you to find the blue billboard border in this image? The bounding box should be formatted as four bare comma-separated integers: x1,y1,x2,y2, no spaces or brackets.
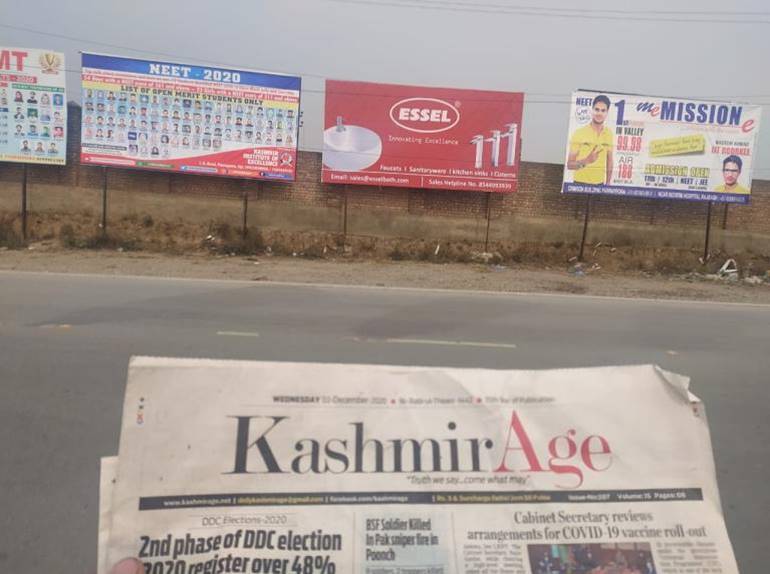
81,52,301,91
562,182,750,205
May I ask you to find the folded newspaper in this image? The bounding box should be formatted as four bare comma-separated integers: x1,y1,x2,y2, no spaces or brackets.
99,357,738,574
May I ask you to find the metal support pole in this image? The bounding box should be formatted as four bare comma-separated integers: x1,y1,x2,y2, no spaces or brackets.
101,167,108,235
21,165,28,241
722,204,729,230
241,191,249,239
703,201,713,263
578,195,592,261
483,192,492,252
342,185,349,239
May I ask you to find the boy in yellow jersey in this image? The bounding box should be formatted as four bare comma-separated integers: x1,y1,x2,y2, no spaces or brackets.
567,94,614,185
714,155,750,195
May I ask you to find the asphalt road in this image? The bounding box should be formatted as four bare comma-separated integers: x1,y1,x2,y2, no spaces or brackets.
1,271,768,573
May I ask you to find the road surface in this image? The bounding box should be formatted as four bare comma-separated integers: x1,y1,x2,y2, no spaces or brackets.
0,271,767,573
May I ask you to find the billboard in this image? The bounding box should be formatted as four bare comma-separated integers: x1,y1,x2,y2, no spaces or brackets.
322,80,524,192
0,47,67,165
80,53,301,181
563,90,762,204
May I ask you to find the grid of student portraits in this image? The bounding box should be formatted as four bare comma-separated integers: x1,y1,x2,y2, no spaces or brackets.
0,47,67,165
79,53,301,180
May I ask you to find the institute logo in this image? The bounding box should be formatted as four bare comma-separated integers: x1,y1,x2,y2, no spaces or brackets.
39,52,62,75
389,98,460,133
575,105,591,125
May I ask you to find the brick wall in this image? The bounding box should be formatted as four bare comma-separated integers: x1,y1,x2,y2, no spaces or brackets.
1,102,769,236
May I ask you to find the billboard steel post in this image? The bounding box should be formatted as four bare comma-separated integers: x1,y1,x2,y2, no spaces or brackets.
578,196,591,262
484,192,492,252
703,201,713,264
241,191,249,239
20,165,28,241
101,167,108,236
342,185,349,240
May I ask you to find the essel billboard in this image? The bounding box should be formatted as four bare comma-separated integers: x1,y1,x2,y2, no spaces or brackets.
0,47,67,165
80,53,301,181
322,80,524,192
563,90,762,204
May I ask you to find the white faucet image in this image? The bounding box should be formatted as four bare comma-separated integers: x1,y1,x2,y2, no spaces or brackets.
486,130,501,168
471,135,485,169
470,123,518,169
504,123,518,166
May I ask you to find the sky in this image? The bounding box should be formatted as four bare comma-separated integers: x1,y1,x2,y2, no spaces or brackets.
2,0,769,178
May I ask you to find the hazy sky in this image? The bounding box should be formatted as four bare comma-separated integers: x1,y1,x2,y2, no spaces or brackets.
3,0,769,178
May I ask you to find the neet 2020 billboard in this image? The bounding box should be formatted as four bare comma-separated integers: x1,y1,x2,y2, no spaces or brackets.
0,47,67,165
563,90,762,204
80,53,301,181
322,80,524,192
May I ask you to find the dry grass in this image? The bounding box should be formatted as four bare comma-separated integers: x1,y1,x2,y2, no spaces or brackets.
1,205,768,278
0,214,25,249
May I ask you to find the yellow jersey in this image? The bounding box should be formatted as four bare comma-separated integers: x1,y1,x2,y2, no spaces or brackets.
714,183,749,195
569,123,613,184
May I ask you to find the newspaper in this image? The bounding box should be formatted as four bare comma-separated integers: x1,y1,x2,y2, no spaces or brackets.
101,357,739,574
99,456,118,574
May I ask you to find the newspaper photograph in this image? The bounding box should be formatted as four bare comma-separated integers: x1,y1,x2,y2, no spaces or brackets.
102,357,739,574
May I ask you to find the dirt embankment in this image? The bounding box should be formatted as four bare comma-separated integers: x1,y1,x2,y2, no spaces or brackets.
1,211,769,304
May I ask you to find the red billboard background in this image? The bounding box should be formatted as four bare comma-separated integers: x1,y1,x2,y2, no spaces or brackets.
322,80,524,192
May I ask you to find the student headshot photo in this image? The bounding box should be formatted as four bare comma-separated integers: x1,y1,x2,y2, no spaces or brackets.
567,94,614,185
35,142,45,153
53,126,64,138
48,142,58,154
20,140,31,152
714,155,750,195
27,91,38,104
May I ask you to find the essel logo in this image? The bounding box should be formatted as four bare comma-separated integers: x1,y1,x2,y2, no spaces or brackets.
389,98,460,133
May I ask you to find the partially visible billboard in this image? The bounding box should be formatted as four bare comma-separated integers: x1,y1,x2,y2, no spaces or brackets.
0,47,67,165
80,53,301,181
322,80,524,192
563,90,762,204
